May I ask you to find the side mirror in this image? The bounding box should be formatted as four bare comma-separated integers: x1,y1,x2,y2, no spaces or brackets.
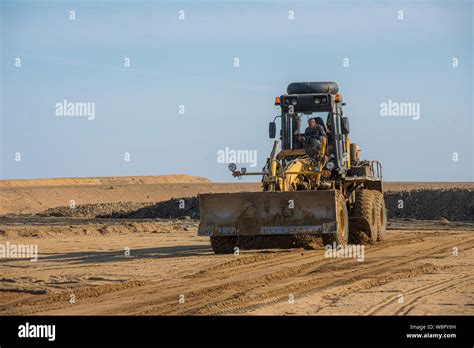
269,122,276,138
341,117,350,135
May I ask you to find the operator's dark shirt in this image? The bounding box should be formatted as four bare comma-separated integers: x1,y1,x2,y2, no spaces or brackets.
304,125,326,140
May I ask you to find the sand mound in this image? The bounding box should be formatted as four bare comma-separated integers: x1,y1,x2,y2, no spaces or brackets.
0,175,210,188
0,180,259,215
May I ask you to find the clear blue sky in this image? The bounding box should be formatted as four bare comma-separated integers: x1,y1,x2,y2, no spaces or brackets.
1,0,472,182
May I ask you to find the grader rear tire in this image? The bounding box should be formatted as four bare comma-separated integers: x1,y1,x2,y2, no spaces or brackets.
210,236,238,254
353,189,378,242
322,191,349,246
372,191,387,241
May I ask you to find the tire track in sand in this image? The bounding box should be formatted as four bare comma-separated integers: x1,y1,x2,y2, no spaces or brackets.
133,237,473,315
3,234,471,315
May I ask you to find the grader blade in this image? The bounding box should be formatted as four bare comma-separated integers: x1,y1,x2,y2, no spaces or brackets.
198,190,338,236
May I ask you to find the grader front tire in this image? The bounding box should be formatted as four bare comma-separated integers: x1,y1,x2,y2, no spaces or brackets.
322,191,349,246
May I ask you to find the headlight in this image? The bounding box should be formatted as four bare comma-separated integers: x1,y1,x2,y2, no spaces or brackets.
291,99,298,106
325,161,335,170
314,97,321,104
228,163,237,172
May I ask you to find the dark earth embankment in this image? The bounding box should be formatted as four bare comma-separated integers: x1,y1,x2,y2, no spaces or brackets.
37,189,473,222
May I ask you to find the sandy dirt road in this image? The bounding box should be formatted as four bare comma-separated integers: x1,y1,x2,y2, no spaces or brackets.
0,218,472,316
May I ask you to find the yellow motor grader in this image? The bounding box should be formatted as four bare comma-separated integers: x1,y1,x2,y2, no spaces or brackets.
198,82,386,254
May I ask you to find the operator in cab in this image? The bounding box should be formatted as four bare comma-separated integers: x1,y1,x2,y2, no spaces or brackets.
297,117,326,149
